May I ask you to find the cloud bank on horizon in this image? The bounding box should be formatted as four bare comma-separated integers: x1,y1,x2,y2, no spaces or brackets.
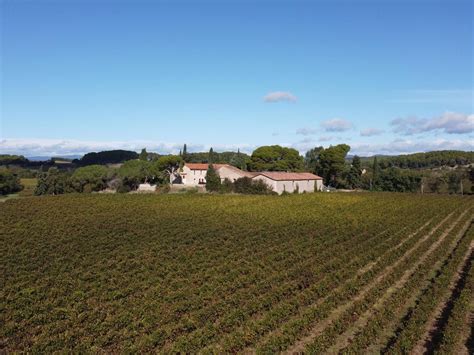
2,110,472,159
391,112,473,135
2,106,472,158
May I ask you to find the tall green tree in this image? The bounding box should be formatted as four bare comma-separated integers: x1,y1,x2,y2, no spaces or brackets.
182,144,188,161
318,144,351,187
205,164,221,192
0,169,23,195
118,160,151,189
249,145,304,172
304,146,324,174
352,155,361,171
139,148,148,161
152,155,183,184
34,168,70,195
70,165,109,192
208,147,216,164
372,156,380,190
230,148,247,170
346,155,362,189
447,171,462,194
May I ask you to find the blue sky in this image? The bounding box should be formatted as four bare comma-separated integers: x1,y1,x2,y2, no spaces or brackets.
1,0,472,157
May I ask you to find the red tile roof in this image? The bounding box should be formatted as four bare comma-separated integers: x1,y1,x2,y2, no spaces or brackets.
183,164,319,181
184,163,228,170
253,172,323,181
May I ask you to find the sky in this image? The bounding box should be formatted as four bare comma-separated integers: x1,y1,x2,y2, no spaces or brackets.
1,0,473,157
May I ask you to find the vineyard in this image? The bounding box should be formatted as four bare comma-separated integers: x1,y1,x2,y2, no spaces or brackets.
1,193,473,353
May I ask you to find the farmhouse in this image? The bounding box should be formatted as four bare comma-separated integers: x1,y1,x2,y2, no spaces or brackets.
252,172,323,194
180,163,255,185
179,163,323,194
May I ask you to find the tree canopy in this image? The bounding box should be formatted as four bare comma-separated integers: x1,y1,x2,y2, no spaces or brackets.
318,144,351,187
117,160,152,189
0,169,23,195
249,145,304,172
363,150,474,169
139,148,148,161
77,150,139,166
0,155,29,166
152,155,183,184
70,165,109,193
35,168,70,195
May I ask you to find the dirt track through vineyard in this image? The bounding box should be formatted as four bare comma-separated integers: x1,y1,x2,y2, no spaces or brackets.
243,215,438,352
285,210,469,353
412,240,474,354
326,214,473,354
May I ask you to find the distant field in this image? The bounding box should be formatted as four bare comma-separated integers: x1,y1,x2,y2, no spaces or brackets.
0,179,38,202
18,178,37,197
1,193,473,352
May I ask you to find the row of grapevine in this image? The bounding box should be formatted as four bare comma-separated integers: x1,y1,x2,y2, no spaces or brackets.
1,193,472,352
252,209,466,353
302,208,472,353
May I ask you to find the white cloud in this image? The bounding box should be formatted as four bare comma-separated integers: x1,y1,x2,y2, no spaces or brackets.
360,128,385,137
349,138,473,156
319,136,334,142
0,138,256,157
263,91,297,103
321,118,353,132
296,127,319,136
391,112,474,135
3,136,472,160
290,137,472,156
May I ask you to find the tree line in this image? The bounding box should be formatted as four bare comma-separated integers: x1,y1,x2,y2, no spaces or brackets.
1,145,472,196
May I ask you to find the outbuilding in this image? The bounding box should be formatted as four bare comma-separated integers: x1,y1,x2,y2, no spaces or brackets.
180,163,255,185
252,172,323,194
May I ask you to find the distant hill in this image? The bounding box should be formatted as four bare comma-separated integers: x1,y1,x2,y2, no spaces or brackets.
75,150,139,166
27,155,82,161
349,150,473,169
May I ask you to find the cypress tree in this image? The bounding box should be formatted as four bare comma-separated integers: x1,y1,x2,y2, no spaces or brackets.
205,164,221,192
139,148,148,161
182,144,187,161
372,156,380,190
209,147,214,164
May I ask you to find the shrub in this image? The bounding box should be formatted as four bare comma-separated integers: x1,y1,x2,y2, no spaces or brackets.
0,169,23,195
220,178,234,193
156,184,171,194
116,183,131,194
234,177,273,195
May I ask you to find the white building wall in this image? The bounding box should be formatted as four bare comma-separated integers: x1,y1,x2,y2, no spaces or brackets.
217,166,247,182
315,179,323,191
137,183,156,192
181,166,207,186
180,166,324,192
253,175,321,194
252,175,277,192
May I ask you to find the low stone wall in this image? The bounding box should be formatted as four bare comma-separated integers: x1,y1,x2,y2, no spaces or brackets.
137,183,156,192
